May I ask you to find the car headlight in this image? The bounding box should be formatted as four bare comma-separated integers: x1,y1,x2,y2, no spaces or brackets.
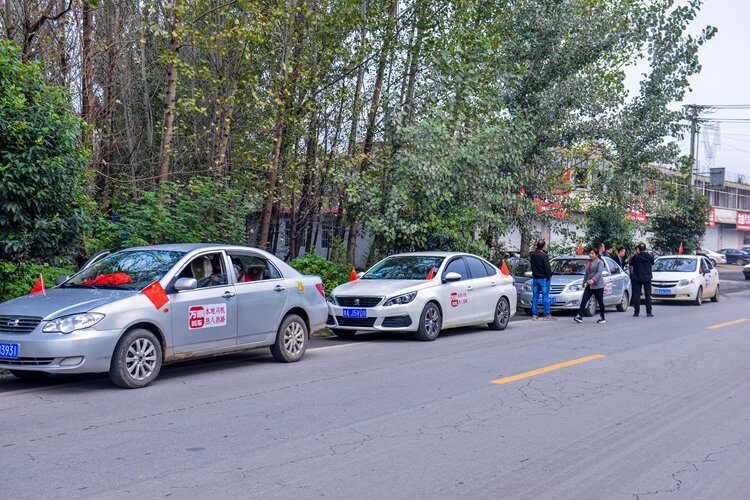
42,313,105,334
677,278,694,287
384,291,417,306
568,282,583,292
521,283,532,292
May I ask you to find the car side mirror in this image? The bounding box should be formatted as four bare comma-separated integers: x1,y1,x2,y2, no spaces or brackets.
444,272,462,282
55,275,69,286
523,271,532,277
602,271,610,277
174,277,198,291
357,272,365,279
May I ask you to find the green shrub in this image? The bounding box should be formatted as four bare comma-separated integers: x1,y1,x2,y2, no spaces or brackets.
290,253,351,298
0,259,75,302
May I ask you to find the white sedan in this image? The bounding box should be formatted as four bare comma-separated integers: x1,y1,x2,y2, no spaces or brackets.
651,254,720,305
326,252,516,341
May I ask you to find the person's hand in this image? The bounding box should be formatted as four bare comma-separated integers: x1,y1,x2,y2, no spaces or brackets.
587,279,595,285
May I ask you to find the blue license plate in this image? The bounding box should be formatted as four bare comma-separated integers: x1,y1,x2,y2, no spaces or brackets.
653,288,671,295
342,308,367,318
0,342,19,359
537,297,557,305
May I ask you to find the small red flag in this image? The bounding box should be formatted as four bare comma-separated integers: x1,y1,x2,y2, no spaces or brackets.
30,274,46,296
349,267,358,282
501,260,510,276
678,242,684,255
577,243,584,255
426,267,435,280
563,168,572,183
142,281,169,309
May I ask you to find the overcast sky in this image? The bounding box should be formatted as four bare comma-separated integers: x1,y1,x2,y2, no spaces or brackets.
674,0,750,178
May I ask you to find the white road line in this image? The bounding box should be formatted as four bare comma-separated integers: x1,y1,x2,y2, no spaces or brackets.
308,341,373,352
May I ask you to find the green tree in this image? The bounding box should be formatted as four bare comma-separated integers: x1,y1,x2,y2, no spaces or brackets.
0,40,88,261
584,202,637,252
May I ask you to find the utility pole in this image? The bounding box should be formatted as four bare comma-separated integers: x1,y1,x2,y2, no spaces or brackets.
686,104,700,187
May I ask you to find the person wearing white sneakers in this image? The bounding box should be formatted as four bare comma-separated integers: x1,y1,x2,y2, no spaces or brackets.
574,248,607,324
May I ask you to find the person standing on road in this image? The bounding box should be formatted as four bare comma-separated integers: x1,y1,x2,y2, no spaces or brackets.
614,247,627,269
574,248,607,324
602,243,614,260
629,243,655,317
530,239,555,321
597,242,606,257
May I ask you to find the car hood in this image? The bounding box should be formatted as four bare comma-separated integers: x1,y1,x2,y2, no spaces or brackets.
332,279,434,298
550,275,585,285
652,271,697,282
0,288,137,320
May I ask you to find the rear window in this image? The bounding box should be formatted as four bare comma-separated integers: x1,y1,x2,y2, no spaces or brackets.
466,256,489,279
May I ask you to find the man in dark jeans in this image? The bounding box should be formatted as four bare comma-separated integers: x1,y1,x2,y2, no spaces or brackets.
529,239,554,321
629,243,655,317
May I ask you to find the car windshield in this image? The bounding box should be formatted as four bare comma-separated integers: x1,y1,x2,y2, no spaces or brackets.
550,259,588,275
62,250,185,290
653,258,697,273
363,256,445,280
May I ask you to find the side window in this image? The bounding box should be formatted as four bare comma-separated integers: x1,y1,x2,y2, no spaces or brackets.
466,256,489,279
483,260,498,276
229,253,283,283
704,257,714,270
179,252,228,288
443,258,468,281
605,258,620,274
700,258,710,273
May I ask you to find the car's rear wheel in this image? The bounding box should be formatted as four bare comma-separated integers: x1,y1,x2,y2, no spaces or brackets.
109,328,162,389
711,285,719,302
331,328,357,339
583,296,597,317
693,287,703,306
10,370,49,381
271,314,307,362
488,297,511,331
414,302,442,341
617,291,629,312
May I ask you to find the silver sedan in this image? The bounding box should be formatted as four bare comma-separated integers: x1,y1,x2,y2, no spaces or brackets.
0,244,328,388
518,255,632,316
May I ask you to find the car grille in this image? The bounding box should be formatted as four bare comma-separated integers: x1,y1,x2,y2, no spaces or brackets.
652,281,678,288
335,296,383,307
1,357,54,366
335,317,377,328
0,315,42,334
550,285,566,294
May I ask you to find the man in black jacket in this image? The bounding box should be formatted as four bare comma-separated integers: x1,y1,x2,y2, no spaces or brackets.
530,239,554,320
629,243,655,317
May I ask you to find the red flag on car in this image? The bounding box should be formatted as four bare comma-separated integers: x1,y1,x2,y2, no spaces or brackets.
349,267,358,282
501,260,510,276
30,274,46,296
426,267,435,280
142,281,169,309
577,243,584,255
678,242,684,255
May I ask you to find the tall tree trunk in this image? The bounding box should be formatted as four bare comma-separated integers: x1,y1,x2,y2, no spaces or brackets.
157,3,181,183
346,0,397,262
81,0,94,149
211,78,238,176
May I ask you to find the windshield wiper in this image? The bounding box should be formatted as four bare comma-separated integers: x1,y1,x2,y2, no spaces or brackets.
60,283,98,289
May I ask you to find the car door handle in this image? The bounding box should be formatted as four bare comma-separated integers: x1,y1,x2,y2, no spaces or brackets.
490,282,496,287
274,285,286,293
466,285,473,291
222,291,235,299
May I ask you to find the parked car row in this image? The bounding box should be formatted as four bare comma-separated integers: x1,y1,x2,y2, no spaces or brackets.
0,247,516,388
717,248,750,265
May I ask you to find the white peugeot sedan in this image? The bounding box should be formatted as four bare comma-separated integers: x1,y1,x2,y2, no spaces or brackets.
326,252,516,341
651,254,720,305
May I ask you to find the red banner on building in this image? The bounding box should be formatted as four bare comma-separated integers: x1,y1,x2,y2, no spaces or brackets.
707,208,716,228
737,211,750,231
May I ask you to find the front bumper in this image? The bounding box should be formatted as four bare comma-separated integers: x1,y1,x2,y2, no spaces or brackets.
326,302,419,331
649,284,701,301
0,328,122,373
518,290,584,310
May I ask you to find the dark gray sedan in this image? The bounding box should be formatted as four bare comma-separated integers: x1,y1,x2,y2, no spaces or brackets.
0,244,328,388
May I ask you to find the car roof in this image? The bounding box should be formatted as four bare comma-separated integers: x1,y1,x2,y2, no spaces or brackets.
656,254,699,259
122,243,259,253
552,255,591,260
388,251,471,258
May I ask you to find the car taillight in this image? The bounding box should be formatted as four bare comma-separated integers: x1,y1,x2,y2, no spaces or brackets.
315,283,325,297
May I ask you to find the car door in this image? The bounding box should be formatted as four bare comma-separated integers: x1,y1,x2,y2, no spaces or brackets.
465,256,497,322
170,251,238,353
440,257,475,325
229,252,289,344
603,257,624,305
700,257,717,296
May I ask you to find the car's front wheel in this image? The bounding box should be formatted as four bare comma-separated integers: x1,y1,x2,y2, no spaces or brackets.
711,285,719,302
488,297,511,330
414,302,442,341
693,287,703,306
271,314,308,362
617,291,629,312
109,328,163,389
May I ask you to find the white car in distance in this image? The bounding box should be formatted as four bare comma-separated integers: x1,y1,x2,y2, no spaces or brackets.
327,252,517,341
651,255,720,305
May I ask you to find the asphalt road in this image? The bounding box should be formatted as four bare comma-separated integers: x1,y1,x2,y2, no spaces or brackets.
2,275,750,499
